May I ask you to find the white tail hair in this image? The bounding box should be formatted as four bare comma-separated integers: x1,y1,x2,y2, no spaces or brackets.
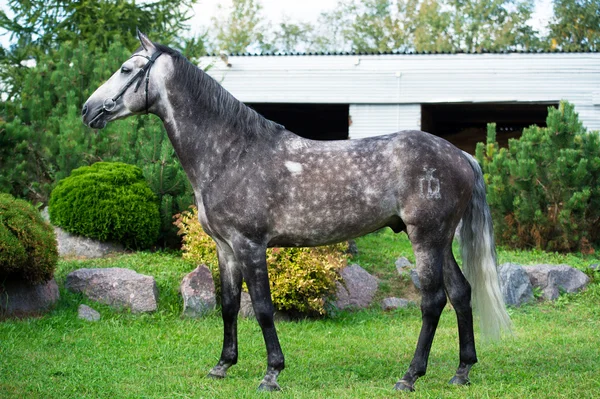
460,152,512,340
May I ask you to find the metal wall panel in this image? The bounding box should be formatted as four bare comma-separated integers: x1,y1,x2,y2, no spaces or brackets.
349,104,421,139
199,53,600,132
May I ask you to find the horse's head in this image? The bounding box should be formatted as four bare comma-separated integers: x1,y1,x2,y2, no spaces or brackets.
82,31,168,129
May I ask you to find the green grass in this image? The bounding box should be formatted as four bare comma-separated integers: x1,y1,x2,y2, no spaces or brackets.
1,231,599,398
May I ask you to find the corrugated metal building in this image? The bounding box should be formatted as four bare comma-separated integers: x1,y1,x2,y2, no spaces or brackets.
198,51,600,152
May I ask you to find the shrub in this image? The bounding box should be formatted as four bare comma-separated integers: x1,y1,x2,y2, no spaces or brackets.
49,162,160,249
174,206,348,315
0,194,58,284
476,101,600,252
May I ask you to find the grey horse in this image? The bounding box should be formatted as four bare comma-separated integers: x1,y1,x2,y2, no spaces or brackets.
82,32,511,392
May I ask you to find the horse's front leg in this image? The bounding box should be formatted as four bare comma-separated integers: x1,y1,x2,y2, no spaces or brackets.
208,244,243,379
238,242,285,391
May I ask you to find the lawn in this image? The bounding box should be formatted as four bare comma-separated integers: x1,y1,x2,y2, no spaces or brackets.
1,230,599,398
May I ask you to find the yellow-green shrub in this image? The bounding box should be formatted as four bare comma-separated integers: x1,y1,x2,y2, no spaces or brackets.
174,206,348,315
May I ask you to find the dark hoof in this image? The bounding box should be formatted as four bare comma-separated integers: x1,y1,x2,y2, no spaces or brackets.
207,372,225,379
394,380,415,392
258,382,281,392
449,375,470,386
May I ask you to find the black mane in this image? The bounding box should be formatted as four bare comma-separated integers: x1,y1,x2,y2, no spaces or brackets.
153,43,284,134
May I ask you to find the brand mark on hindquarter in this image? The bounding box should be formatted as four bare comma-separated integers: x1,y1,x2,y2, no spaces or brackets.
420,168,441,200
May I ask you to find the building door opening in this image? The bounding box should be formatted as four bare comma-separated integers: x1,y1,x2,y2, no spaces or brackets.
421,102,558,153
248,103,349,140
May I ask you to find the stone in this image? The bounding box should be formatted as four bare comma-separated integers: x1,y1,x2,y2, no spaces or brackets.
239,291,255,318
497,263,534,306
525,264,590,300
590,263,599,271
0,278,59,319
381,297,415,311
42,207,125,259
410,269,421,290
78,304,101,322
54,226,125,258
395,257,413,274
180,265,216,318
66,268,158,313
334,264,378,309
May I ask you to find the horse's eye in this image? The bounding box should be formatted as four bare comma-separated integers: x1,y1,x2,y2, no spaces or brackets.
121,66,131,74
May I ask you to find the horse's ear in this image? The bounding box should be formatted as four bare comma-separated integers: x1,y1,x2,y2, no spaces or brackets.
137,29,155,52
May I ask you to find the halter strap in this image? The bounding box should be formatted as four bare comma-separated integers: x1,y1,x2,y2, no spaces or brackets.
102,51,163,114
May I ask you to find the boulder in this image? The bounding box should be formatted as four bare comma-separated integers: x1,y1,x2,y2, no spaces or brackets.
239,291,255,318
180,265,216,318
54,226,125,258
334,264,378,309
525,264,590,300
410,269,421,291
498,263,534,306
65,268,158,313
0,278,59,319
78,304,101,322
381,297,415,311
395,257,413,274
42,207,124,258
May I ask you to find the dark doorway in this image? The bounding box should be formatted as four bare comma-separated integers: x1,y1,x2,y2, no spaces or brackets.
421,102,559,153
248,103,350,140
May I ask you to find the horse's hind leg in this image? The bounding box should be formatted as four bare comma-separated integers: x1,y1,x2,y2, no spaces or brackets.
395,227,447,392
443,248,478,385
208,244,243,379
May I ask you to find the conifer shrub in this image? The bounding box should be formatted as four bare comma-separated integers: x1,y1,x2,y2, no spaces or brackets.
476,101,600,252
0,194,58,284
174,206,348,315
49,162,160,249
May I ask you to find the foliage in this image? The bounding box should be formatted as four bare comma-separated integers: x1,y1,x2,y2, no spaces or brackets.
547,0,600,51
476,101,600,252
49,162,160,249
174,206,348,314
0,0,196,100
0,193,58,284
315,0,539,53
211,0,269,53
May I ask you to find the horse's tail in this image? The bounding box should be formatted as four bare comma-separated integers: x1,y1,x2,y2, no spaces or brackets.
459,152,512,340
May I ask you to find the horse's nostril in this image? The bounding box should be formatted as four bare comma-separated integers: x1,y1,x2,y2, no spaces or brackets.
82,104,88,117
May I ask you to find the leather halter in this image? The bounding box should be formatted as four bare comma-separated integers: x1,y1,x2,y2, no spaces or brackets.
101,51,163,114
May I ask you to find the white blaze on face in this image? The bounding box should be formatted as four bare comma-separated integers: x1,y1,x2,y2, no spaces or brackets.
285,161,303,175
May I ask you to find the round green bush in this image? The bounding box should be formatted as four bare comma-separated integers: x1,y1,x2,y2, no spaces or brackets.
49,162,160,249
0,193,58,284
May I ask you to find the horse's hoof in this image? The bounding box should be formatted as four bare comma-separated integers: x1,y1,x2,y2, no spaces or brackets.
449,375,470,386
207,367,227,379
394,380,415,392
258,382,281,392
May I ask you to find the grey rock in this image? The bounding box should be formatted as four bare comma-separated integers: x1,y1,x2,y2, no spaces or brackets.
54,226,125,258
525,264,590,300
181,265,216,318
239,291,255,318
590,263,599,271
334,264,378,309
395,257,413,274
381,297,415,311
78,304,101,322
410,269,421,290
66,268,158,313
0,278,59,319
498,263,534,306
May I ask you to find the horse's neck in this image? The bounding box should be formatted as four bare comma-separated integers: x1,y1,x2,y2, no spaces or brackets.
157,91,256,191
